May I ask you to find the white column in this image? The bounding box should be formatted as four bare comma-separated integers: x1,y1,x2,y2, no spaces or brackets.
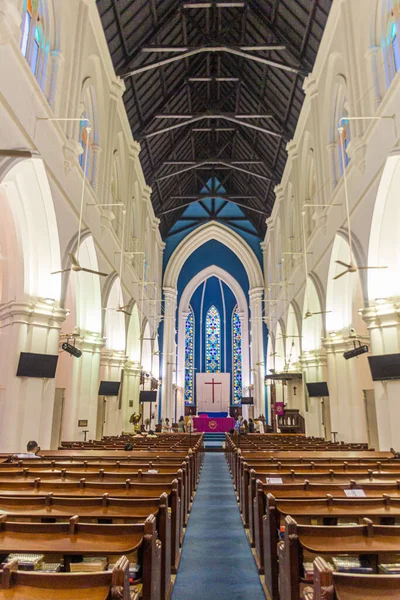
100,349,128,437
91,144,102,192
59,331,104,442
249,287,265,418
300,350,328,439
161,287,177,420
48,50,65,113
366,45,382,112
122,361,141,433
303,76,327,205
0,300,67,452
362,300,400,450
323,334,369,444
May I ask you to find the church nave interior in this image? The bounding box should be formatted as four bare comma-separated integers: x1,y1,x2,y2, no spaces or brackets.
2,0,400,598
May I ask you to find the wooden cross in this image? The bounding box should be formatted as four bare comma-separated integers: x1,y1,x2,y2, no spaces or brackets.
205,377,222,404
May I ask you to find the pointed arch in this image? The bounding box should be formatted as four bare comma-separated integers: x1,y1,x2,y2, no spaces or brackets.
104,277,126,351
205,305,221,373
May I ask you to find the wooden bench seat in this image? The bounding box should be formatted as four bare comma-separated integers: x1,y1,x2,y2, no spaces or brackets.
309,556,400,600
0,479,182,579
263,493,400,600
0,515,161,599
0,555,136,600
279,516,400,600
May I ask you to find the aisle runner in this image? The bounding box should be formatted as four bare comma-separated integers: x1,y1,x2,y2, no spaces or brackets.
171,454,265,600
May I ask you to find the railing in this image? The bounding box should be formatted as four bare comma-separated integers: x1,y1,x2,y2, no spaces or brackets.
277,409,305,434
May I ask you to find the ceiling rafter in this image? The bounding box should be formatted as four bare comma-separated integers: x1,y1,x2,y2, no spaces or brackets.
97,0,333,237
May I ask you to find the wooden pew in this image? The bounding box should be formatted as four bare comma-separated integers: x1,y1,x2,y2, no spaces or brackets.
0,493,172,600
250,477,400,563
0,554,135,600
278,515,400,600
263,493,400,600
0,478,182,578
0,514,161,600
308,555,400,600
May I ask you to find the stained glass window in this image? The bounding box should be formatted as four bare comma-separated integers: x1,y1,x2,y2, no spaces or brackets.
337,113,350,177
79,116,91,174
184,307,194,405
232,305,242,404
21,0,44,79
206,305,221,373
392,22,400,73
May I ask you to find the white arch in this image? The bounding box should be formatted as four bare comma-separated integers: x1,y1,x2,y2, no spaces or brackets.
176,265,251,396
302,277,324,352
126,302,141,362
104,277,126,351
0,157,61,302
368,149,400,300
163,221,263,290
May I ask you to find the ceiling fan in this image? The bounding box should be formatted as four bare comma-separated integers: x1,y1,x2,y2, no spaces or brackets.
52,252,108,277
103,303,132,316
51,134,108,279
333,260,387,281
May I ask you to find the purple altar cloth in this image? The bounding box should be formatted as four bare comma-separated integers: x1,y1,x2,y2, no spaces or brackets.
193,416,235,433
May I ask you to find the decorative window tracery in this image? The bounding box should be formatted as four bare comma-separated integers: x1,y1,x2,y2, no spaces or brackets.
184,307,194,404
232,305,242,404
205,305,221,373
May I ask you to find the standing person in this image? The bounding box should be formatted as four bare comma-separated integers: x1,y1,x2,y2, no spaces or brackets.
186,413,193,433
248,418,255,433
14,441,41,460
178,416,185,432
162,418,171,432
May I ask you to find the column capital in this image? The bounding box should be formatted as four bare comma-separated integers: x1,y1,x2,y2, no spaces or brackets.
91,143,102,155
100,348,128,368
124,360,142,374
249,287,264,302
110,76,126,101
142,185,152,202
163,287,178,301
72,330,105,352
274,184,285,203
322,334,370,354
286,139,298,159
128,141,141,160
0,300,67,330
266,216,275,231
300,349,327,369
302,74,318,98
361,299,400,330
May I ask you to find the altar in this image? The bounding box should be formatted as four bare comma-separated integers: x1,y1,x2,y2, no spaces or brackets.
193,414,235,433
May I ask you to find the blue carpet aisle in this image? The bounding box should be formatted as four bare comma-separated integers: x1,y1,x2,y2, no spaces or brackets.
171,453,265,600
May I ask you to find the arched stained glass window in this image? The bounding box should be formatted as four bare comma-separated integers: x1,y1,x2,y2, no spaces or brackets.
21,0,46,84
337,112,350,177
232,305,242,404
391,22,400,73
184,307,194,405
206,305,221,373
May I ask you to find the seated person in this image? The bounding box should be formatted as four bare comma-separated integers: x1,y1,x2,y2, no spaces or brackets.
14,440,41,460
147,430,157,439
124,442,133,451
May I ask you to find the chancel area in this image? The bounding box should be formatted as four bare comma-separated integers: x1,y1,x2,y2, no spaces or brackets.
2,0,400,598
